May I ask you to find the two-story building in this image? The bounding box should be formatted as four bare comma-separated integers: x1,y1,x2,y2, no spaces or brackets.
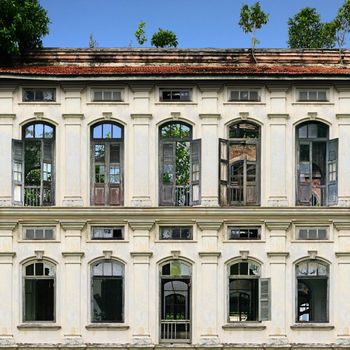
0,48,350,349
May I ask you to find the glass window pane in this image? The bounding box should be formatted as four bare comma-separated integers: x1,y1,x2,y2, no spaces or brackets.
249,90,259,101
308,124,318,138
230,91,239,101
104,91,112,100
94,91,103,101
308,91,317,100
299,91,308,101
299,229,307,239
112,125,122,139
240,262,248,275
318,91,327,101
93,263,103,276
24,90,34,101
112,262,123,276
44,125,54,138
35,263,44,276
95,145,105,162
110,144,120,163
104,262,112,276
35,124,44,138
26,229,34,239
103,124,112,139
26,264,34,276
298,125,308,138
240,91,249,100
45,229,54,239
35,229,44,239
300,144,310,162
35,90,44,101
318,229,327,239
93,125,103,139
25,125,34,138
230,263,239,275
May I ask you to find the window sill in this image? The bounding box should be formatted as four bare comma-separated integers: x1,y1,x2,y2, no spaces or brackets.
223,102,266,105
292,102,334,105
86,240,129,243
291,240,333,243
86,323,129,330
291,323,334,330
155,240,197,243
222,323,265,330
18,102,61,105
223,240,265,243
86,102,129,105
18,240,61,243
155,102,197,105
17,323,61,330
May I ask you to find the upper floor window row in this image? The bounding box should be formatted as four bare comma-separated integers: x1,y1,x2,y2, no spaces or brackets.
23,88,56,102
297,89,328,102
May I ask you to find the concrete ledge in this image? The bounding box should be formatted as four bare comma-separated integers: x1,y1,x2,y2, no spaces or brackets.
17,323,61,330
86,324,129,330
222,323,266,330
290,323,334,330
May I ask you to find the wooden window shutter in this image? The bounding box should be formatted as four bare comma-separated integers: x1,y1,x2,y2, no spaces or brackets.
259,278,271,321
108,143,123,206
12,139,24,205
42,140,54,205
159,142,176,206
219,139,228,206
297,141,312,205
327,138,338,206
190,139,201,205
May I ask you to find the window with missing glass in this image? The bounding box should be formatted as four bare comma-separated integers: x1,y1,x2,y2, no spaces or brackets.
24,227,54,240
297,227,328,240
297,89,328,102
160,226,192,240
91,226,124,240
92,89,122,102
160,89,191,102
23,88,56,102
229,90,260,102
228,227,260,240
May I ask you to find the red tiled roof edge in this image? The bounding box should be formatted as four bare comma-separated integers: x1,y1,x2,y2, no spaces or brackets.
1,65,350,76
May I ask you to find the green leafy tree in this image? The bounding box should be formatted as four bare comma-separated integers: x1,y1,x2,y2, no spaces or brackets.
0,0,49,62
332,0,350,62
288,7,336,48
88,34,98,48
239,2,269,60
151,28,178,48
135,21,147,46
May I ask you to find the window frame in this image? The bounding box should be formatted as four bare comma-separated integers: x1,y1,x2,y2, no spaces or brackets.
91,89,123,102
227,226,261,240
91,226,124,240
228,89,261,102
296,227,329,241
23,260,56,323
90,259,125,324
23,226,55,240
159,88,193,102
22,88,57,103
297,89,329,102
295,259,330,323
159,226,193,241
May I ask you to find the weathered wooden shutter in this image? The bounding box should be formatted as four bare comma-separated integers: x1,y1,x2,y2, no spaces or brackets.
190,139,201,205
259,278,271,321
159,142,176,206
12,139,24,205
42,140,54,205
219,139,228,206
327,138,338,206
109,143,122,206
91,143,105,206
297,142,312,205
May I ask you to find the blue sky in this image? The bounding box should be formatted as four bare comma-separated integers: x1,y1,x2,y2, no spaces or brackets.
40,0,345,49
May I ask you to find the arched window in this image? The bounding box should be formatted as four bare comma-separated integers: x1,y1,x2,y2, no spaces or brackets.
91,122,124,206
296,121,338,206
296,259,329,322
23,260,55,321
91,260,124,323
12,122,55,206
159,122,201,206
160,260,191,342
228,260,270,322
219,121,260,206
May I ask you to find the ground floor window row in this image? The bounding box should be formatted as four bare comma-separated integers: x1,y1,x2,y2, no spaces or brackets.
19,256,331,340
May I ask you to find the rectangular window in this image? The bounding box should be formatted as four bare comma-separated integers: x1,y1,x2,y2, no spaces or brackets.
297,90,328,102
91,226,124,240
160,89,191,102
24,227,54,240
92,89,122,102
297,227,328,240
23,88,56,102
228,227,261,240
160,226,193,240
229,90,260,102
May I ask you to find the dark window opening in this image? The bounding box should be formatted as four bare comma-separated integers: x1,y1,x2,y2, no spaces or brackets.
298,227,328,240
160,226,192,240
160,89,191,102
92,227,123,240
228,227,260,240
25,227,54,240
229,90,260,102
23,88,56,102
298,90,328,102
92,90,122,102
91,260,124,323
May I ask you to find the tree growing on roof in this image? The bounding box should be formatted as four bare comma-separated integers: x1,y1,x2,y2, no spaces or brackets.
0,0,49,63
88,34,98,48
135,21,147,46
331,0,350,63
239,2,269,62
151,28,178,48
287,7,336,49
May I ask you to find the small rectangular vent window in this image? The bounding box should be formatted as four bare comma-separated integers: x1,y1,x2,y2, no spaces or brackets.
160,226,193,240
92,226,124,240
160,89,191,102
297,227,328,240
229,90,260,102
23,88,56,102
228,227,260,240
298,90,328,102
25,227,54,240
92,90,122,102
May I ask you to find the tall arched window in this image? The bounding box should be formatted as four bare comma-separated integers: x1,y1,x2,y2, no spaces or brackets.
23,260,55,322
160,260,191,342
296,259,329,322
91,259,124,323
296,121,338,206
228,260,270,322
91,122,124,206
219,121,260,206
159,121,201,206
12,122,55,206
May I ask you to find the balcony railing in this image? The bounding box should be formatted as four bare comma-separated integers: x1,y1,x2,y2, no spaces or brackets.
160,320,191,342
176,185,190,206
24,186,52,206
